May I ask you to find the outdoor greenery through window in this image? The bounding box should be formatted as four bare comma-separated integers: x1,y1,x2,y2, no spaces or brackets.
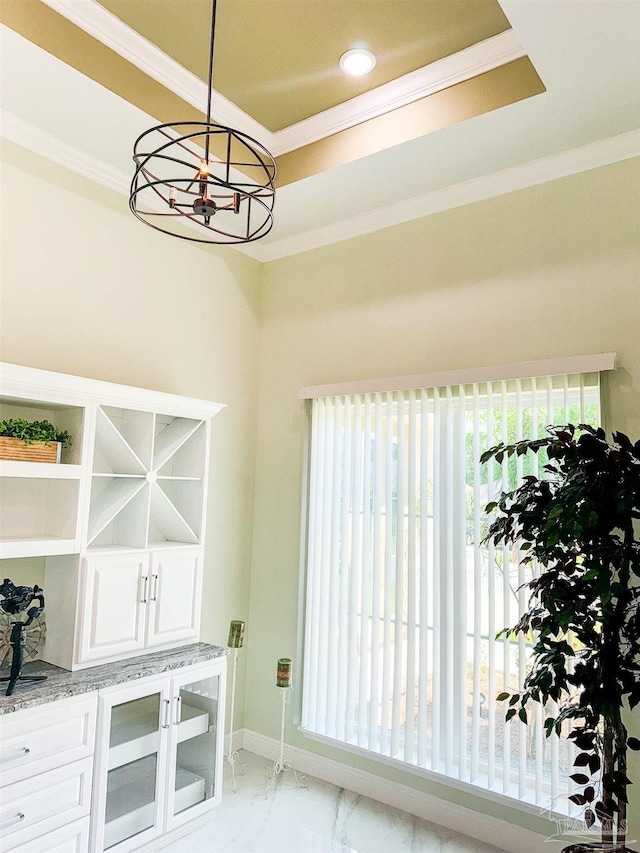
300,372,600,811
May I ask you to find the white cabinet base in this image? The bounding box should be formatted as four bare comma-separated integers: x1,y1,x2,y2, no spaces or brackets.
9,817,90,853
0,758,92,852
118,811,213,853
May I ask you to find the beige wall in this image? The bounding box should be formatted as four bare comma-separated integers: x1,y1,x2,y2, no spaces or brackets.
249,157,640,841
0,140,263,729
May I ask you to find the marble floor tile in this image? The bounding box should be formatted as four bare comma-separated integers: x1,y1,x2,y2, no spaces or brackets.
164,751,506,853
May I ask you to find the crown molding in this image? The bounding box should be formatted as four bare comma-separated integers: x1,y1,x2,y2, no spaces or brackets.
249,129,640,262
40,0,272,146
0,109,130,196
0,110,261,253
271,31,525,155
3,110,638,265
39,0,523,157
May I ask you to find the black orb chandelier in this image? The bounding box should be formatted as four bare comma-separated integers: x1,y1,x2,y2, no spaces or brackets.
130,0,276,244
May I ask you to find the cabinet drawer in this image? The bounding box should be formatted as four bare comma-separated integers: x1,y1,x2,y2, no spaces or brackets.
0,695,96,787
0,757,92,851
7,816,89,853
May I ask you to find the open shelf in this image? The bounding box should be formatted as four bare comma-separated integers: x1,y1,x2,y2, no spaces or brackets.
156,480,203,540
0,397,85,465
153,417,204,473
90,485,150,550
178,705,210,743
88,477,147,545
105,758,204,849
107,704,209,774
109,715,159,772
173,766,206,815
148,484,199,545
0,477,80,558
0,460,84,479
104,755,157,850
0,393,86,558
94,408,147,475
0,535,78,559
87,407,207,553
157,476,201,482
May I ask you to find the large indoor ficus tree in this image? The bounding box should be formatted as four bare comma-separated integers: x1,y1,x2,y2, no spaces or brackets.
482,424,640,853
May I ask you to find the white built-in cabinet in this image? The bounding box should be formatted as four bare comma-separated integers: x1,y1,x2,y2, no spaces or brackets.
0,694,96,853
79,550,202,663
0,363,224,670
0,655,226,853
92,659,225,853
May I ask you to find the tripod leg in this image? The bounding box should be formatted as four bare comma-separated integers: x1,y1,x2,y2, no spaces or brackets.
4,623,25,697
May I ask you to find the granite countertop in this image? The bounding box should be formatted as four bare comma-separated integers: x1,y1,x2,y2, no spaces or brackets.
0,643,228,715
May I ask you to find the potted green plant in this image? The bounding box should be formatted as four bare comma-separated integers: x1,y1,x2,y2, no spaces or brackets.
0,418,72,463
482,424,639,853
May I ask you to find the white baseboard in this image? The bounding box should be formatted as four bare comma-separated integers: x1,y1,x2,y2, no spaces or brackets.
224,727,248,756
240,728,549,853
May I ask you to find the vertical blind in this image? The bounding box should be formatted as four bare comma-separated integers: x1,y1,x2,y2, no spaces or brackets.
301,371,601,810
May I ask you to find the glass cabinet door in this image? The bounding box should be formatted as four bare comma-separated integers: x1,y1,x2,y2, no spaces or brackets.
167,662,226,827
103,688,167,850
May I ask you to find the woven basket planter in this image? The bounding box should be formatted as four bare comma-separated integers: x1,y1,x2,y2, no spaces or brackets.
0,437,61,463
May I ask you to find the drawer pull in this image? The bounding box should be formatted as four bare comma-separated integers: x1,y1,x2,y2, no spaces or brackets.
150,574,159,602
162,699,171,729
140,575,149,604
0,812,25,830
0,747,30,764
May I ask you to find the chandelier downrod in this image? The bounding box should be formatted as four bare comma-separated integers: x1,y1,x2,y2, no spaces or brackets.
204,0,216,162
129,0,276,245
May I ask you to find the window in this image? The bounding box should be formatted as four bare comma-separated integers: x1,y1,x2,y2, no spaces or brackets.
300,365,606,812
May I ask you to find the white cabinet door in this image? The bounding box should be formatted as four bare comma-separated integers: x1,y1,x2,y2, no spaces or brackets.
79,554,149,662
164,659,226,834
145,550,202,648
92,678,170,853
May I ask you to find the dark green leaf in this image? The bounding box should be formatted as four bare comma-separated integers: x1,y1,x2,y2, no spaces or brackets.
570,774,590,785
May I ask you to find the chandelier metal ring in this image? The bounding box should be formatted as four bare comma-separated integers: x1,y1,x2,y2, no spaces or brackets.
129,0,276,245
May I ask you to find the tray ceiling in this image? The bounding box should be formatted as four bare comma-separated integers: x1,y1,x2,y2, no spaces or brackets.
1,0,638,261
0,0,543,186
97,0,512,132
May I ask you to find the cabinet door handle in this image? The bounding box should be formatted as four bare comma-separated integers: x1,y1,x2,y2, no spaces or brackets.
140,575,149,604
162,699,171,729
174,696,182,726
0,747,30,764
0,812,25,830
150,574,159,602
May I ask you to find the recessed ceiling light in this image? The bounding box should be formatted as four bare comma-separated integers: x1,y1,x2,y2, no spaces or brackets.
339,48,376,77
